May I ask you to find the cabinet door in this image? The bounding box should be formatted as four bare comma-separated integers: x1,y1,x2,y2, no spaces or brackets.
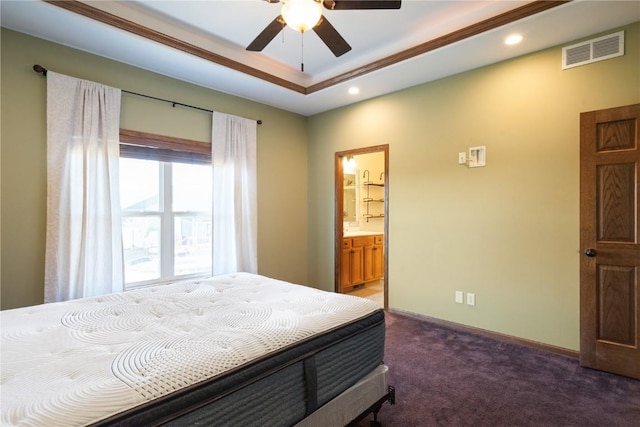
373,242,384,279
341,247,352,291
341,238,352,292
363,244,375,282
351,246,365,285
351,236,373,285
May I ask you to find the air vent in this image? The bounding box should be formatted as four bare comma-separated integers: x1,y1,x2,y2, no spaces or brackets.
562,31,624,70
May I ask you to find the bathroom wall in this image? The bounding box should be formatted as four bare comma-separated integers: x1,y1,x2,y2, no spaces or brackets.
355,152,385,233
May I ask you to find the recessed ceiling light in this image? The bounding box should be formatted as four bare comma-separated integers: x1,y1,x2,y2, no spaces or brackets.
505,34,523,45
348,87,360,95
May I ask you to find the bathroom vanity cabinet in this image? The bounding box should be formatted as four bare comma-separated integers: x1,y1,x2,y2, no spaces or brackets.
341,234,384,292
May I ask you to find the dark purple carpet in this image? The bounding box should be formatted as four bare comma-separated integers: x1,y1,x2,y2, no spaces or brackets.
359,311,640,427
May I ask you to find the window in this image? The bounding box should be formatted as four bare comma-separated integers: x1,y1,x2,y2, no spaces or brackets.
119,130,212,288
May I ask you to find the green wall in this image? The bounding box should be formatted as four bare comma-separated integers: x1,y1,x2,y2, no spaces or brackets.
307,23,640,351
1,28,309,309
2,23,639,352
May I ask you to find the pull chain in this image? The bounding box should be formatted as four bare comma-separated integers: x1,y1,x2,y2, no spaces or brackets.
281,19,286,44
301,31,305,73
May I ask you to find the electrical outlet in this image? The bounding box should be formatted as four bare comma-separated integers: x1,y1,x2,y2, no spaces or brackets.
466,293,476,306
455,291,464,304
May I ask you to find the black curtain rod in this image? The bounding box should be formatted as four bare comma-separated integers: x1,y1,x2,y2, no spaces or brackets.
33,65,262,125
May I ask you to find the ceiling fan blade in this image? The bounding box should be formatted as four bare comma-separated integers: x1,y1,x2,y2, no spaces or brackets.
247,16,284,52
323,0,401,10
313,17,352,57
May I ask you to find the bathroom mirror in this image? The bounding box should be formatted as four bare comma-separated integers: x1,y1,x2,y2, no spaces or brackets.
343,173,357,223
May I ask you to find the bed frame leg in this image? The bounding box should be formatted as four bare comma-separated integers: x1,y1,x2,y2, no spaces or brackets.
369,386,396,427
370,411,382,427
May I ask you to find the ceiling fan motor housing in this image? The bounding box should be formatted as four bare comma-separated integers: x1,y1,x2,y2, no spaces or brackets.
248,0,402,57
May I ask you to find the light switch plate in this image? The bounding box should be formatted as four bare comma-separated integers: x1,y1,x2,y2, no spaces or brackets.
458,152,466,164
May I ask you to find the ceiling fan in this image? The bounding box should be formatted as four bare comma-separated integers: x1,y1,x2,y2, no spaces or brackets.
247,0,402,58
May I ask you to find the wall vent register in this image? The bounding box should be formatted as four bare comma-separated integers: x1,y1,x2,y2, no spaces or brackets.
562,31,624,70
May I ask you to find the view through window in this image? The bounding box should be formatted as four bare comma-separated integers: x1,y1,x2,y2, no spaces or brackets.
120,158,212,287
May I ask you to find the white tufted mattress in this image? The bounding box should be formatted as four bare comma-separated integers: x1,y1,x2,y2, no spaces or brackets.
1,273,382,427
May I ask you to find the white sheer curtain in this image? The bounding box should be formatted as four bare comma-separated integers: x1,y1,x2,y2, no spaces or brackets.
45,72,123,302
211,112,258,275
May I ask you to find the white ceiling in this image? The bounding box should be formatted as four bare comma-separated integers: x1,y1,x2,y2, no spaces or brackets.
2,0,639,116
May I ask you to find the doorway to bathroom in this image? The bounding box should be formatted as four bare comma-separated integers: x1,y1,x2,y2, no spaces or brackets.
335,145,388,309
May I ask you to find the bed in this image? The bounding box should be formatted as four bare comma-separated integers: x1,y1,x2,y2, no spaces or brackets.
1,273,393,426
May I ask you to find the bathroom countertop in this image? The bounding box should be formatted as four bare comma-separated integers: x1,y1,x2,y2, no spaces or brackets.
343,231,384,238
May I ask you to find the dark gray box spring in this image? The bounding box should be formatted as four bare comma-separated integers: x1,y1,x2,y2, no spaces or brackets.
93,308,386,427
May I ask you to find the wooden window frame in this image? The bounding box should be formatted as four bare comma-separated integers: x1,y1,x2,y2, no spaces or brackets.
119,129,210,164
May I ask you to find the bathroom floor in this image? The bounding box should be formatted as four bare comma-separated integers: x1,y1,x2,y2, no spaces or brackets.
346,280,384,308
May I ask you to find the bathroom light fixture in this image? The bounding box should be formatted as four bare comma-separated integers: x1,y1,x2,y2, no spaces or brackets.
505,34,523,45
281,0,322,33
348,86,360,95
343,155,357,172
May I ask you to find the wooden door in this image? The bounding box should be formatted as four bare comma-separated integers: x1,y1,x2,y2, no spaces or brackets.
580,103,640,379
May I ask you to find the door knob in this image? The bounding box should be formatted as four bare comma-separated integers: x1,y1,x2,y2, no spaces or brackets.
585,248,597,257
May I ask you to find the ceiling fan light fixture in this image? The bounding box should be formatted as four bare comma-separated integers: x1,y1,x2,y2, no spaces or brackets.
281,0,322,32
